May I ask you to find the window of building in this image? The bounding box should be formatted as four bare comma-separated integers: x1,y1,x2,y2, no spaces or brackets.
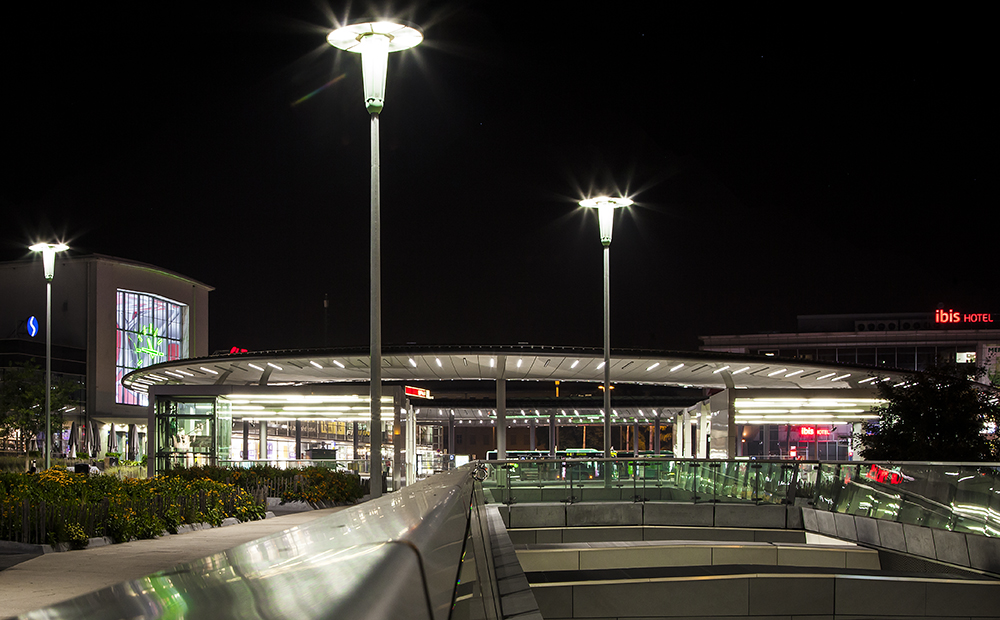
856,347,876,367
116,290,187,406
896,347,916,370
916,347,936,371
876,348,896,367
836,348,857,364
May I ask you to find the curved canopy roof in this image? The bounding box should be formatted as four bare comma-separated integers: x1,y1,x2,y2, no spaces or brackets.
124,344,911,393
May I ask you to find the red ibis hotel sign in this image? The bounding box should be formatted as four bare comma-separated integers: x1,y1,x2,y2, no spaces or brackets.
404,386,432,399
935,309,994,325
799,426,831,437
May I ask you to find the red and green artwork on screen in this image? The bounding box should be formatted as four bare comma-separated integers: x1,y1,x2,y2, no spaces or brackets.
115,290,186,405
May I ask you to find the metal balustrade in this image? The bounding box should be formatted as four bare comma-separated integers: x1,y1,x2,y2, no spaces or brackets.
482,457,1000,538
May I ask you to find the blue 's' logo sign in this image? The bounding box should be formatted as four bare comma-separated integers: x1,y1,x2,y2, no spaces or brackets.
27,316,39,338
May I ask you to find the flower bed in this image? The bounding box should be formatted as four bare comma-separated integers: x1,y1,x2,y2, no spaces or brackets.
0,467,266,547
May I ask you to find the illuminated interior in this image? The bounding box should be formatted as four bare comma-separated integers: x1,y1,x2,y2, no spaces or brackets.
224,394,395,422
733,397,883,425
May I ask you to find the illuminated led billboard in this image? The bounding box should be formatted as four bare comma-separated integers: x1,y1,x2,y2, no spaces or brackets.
116,290,187,405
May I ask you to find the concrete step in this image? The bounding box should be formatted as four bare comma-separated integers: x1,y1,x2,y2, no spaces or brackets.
508,524,806,545
516,539,881,572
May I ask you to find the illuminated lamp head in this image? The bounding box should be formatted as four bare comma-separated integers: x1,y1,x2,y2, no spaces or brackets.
579,197,632,247
327,21,423,114
29,242,69,281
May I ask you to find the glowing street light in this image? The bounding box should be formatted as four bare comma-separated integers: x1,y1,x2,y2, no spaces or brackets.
29,242,69,470
328,20,422,498
579,197,632,458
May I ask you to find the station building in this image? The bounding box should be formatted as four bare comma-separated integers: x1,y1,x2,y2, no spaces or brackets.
0,254,212,460
123,346,920,486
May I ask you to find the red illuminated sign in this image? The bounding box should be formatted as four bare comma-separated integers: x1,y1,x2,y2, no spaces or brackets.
799,427,831,437
404,386,432,399
935,309,994,324
229,346,248,354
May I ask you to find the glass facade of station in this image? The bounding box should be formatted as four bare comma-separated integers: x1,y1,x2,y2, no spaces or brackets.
154,398,227,470
147,388,425,480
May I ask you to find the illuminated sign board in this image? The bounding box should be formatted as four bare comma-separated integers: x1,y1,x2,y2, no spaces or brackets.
799,426,831,437
26,316,38,338
404,386,432,399
935,309,994,325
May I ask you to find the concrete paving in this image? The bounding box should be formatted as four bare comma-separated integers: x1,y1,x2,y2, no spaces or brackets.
0,505,349,619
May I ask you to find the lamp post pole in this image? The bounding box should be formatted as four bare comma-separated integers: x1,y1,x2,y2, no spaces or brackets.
579,198,631,459
29,242,68,470
328,21,422,498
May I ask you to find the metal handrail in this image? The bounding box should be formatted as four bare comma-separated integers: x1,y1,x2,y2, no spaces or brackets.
22,466,488,620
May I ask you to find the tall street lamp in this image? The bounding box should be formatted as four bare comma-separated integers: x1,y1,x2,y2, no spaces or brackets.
29,242,69,470
579,197,632,458
328,21,422,497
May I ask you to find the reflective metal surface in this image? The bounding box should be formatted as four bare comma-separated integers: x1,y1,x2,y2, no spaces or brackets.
20,466,492,620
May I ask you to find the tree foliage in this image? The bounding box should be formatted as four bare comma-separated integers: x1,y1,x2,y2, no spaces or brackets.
0,362,79,465
857,364,1000,462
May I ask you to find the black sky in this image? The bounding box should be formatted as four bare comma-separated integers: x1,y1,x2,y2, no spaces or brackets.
2,2,995,354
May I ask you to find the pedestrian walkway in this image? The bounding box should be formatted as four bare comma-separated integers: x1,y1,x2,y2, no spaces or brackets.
0,505,348,619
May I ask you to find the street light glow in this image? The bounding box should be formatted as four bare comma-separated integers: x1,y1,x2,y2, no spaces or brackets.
579,196,632,246
327,21,423,114
29,242,69,281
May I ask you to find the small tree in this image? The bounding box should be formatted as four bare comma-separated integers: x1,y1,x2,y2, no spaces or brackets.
857,364,1000,462
0,362,79,469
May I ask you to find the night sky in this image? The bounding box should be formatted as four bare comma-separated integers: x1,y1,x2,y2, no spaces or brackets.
3,2,994,355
